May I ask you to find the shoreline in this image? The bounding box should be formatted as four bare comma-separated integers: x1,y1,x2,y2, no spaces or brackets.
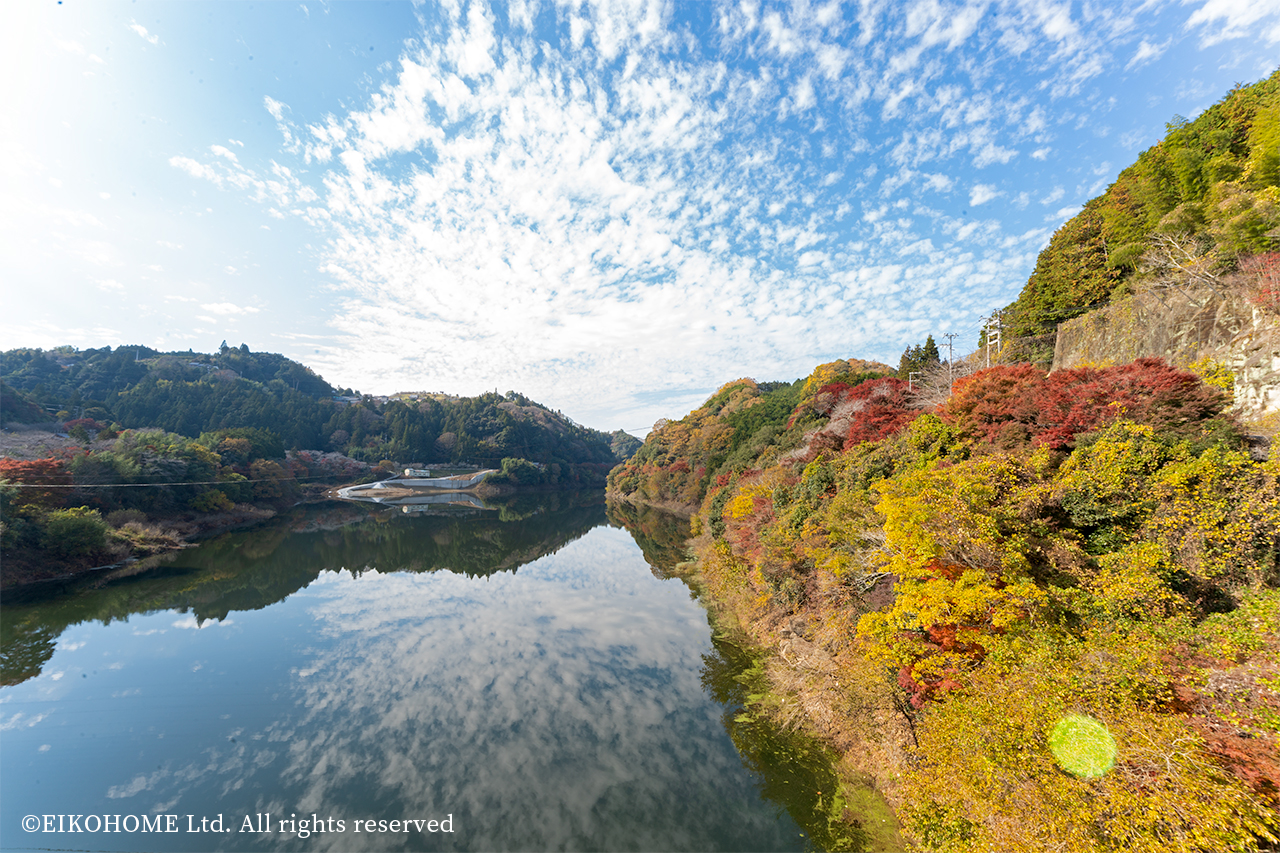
686,530,913,828
0,493,328,591
2,483,609,591
609,494,912,845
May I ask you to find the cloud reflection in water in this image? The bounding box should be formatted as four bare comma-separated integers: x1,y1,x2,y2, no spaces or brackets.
194,526,797,851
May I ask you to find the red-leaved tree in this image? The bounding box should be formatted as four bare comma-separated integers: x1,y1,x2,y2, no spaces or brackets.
1034,358,1229,449
944,359,1229,451
840,378,921,447
0,458,72,510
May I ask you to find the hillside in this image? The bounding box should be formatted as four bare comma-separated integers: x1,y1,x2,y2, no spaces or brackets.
608,356,1279,851
607,357,895,510
997,69,1280,364
0,344,626,476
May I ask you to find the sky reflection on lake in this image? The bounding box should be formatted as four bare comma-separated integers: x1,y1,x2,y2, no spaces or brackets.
1,520,805,852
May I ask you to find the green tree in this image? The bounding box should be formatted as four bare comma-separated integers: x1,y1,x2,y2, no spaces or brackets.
41,507,108,557
897,336,942,380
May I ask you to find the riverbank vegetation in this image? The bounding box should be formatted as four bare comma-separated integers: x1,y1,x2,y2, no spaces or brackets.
606,72,1280,850
0,427,374,587
1,344,637,586
609,355,1280,851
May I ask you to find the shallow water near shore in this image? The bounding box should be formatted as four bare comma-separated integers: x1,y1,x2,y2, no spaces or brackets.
1,498,891,851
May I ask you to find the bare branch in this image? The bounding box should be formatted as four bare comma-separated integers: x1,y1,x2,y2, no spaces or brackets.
1138,231,1223,307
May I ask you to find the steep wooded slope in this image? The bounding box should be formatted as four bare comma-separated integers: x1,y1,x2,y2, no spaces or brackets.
999,69,1280,363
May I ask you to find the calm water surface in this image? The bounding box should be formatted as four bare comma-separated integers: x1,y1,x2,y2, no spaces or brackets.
1,498,894,851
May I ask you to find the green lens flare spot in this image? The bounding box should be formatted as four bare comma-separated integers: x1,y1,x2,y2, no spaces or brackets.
1049,714,1116,778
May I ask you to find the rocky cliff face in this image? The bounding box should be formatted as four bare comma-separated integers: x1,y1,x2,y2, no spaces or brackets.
1052,285,1280,420
1228,313,1280,417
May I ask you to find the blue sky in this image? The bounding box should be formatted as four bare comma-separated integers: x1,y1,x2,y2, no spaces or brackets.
3,0,1278,433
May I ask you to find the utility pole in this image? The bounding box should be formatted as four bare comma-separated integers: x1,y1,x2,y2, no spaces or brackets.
908,371,921,392
983,311,1003,368
981,314,991,369
942,332,959,389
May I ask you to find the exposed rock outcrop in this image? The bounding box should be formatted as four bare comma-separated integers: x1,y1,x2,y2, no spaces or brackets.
1053,285,1280,420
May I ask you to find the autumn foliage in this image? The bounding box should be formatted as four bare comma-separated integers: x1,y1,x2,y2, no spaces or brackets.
0,458,71,510
611,349,1280,852
944,358,1230,451
795,377,923,450
1244,251,1280,311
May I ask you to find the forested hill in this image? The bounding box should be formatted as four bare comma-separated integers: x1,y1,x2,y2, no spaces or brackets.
607,357,896,509
0,344,625,473
608,354,1278,850
997,68,1280,363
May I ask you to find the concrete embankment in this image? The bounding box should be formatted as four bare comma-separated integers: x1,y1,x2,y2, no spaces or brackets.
335,469,497,501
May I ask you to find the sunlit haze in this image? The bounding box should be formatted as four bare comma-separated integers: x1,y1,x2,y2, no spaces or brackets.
3,0,1278,432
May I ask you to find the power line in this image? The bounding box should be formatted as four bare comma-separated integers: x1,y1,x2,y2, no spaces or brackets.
3,473,349,489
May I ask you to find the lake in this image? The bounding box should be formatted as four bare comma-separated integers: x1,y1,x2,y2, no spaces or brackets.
1,496,896,851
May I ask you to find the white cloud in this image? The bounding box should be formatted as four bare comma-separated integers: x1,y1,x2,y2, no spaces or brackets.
264,96,287,122
904,0,984,50
128,22,160,45
1126,37,1170,69
169,156,218,182
1040,186,1065,204
922,173,953,192
973,142,1017,167
141,0,1272,428
1184,0,1280,45
969,183,1001,205
791,76,816,112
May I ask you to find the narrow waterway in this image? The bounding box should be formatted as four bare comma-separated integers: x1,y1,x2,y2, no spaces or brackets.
1,497,893,851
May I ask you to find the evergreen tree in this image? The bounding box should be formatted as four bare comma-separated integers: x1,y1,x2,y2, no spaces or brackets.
897,335,942,380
